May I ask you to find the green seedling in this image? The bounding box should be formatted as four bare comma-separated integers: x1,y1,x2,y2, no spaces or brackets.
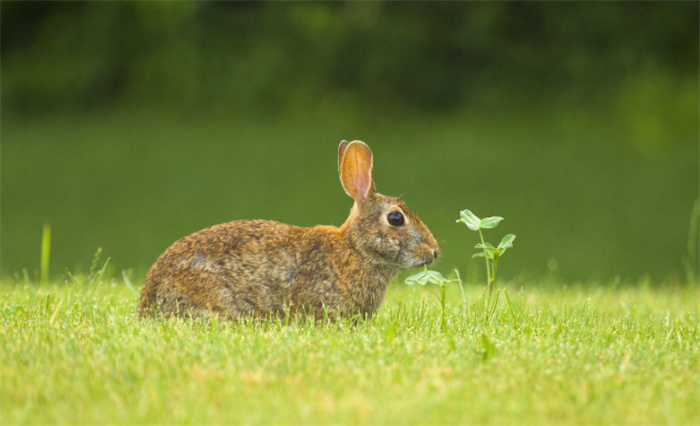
405,267,463,331
405,209,516,321
457,209,515,308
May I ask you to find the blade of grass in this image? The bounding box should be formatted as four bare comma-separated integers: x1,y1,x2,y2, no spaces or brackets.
41,223,51,285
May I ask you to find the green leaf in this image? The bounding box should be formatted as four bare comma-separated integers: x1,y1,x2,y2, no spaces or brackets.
472,252,493,259
475,242,496,250
497,234,516,250
457,209,481,231
425,270,447,283
479,216,504,229
405,268,449,286
405,270,430,286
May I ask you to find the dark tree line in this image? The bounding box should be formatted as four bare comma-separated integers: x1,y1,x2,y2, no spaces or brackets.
2,1,697,112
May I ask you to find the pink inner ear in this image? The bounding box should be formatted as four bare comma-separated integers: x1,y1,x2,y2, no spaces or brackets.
354,168,370,200
350,148,373,201
340,141,374,202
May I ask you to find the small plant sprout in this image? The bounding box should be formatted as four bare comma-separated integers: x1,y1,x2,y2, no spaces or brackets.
404,209,516,322
405,267,463,331
457,209,515,308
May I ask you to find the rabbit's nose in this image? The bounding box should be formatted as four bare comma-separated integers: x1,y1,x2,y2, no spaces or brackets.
431,248,439,259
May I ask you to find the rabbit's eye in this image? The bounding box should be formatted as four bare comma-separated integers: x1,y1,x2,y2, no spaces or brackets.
387,211,405,227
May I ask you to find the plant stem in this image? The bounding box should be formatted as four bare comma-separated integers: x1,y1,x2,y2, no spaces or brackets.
477,228,492,284
478,228,493,307
490,253,500,302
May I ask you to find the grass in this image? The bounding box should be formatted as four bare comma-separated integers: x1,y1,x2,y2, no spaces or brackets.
1,271,698,425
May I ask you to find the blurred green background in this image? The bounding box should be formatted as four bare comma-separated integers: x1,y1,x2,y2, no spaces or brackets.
2,2,698,283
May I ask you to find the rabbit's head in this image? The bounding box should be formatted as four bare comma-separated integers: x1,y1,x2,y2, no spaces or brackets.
338,140,439,270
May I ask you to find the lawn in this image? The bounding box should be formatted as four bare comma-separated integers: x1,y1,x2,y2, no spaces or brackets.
1,271,698,425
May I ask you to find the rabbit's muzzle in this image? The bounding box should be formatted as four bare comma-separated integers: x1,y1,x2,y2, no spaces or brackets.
411,243,439,268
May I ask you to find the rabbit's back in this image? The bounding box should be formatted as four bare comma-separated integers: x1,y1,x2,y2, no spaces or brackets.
138,220,382,319
139,220,301,318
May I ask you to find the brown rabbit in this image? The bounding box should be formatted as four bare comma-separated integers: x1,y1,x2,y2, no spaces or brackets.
138,140,439,320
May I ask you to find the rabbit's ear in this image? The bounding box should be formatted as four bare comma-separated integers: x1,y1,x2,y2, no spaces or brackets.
339,140,375,203
338,140,350,171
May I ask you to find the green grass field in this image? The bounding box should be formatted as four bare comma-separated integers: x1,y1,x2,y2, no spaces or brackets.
1,271,698,425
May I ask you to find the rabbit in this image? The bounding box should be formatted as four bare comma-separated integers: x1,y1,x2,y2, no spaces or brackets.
138,140,439,320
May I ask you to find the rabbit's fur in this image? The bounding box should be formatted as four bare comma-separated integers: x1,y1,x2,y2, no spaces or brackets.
139,140,438,320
